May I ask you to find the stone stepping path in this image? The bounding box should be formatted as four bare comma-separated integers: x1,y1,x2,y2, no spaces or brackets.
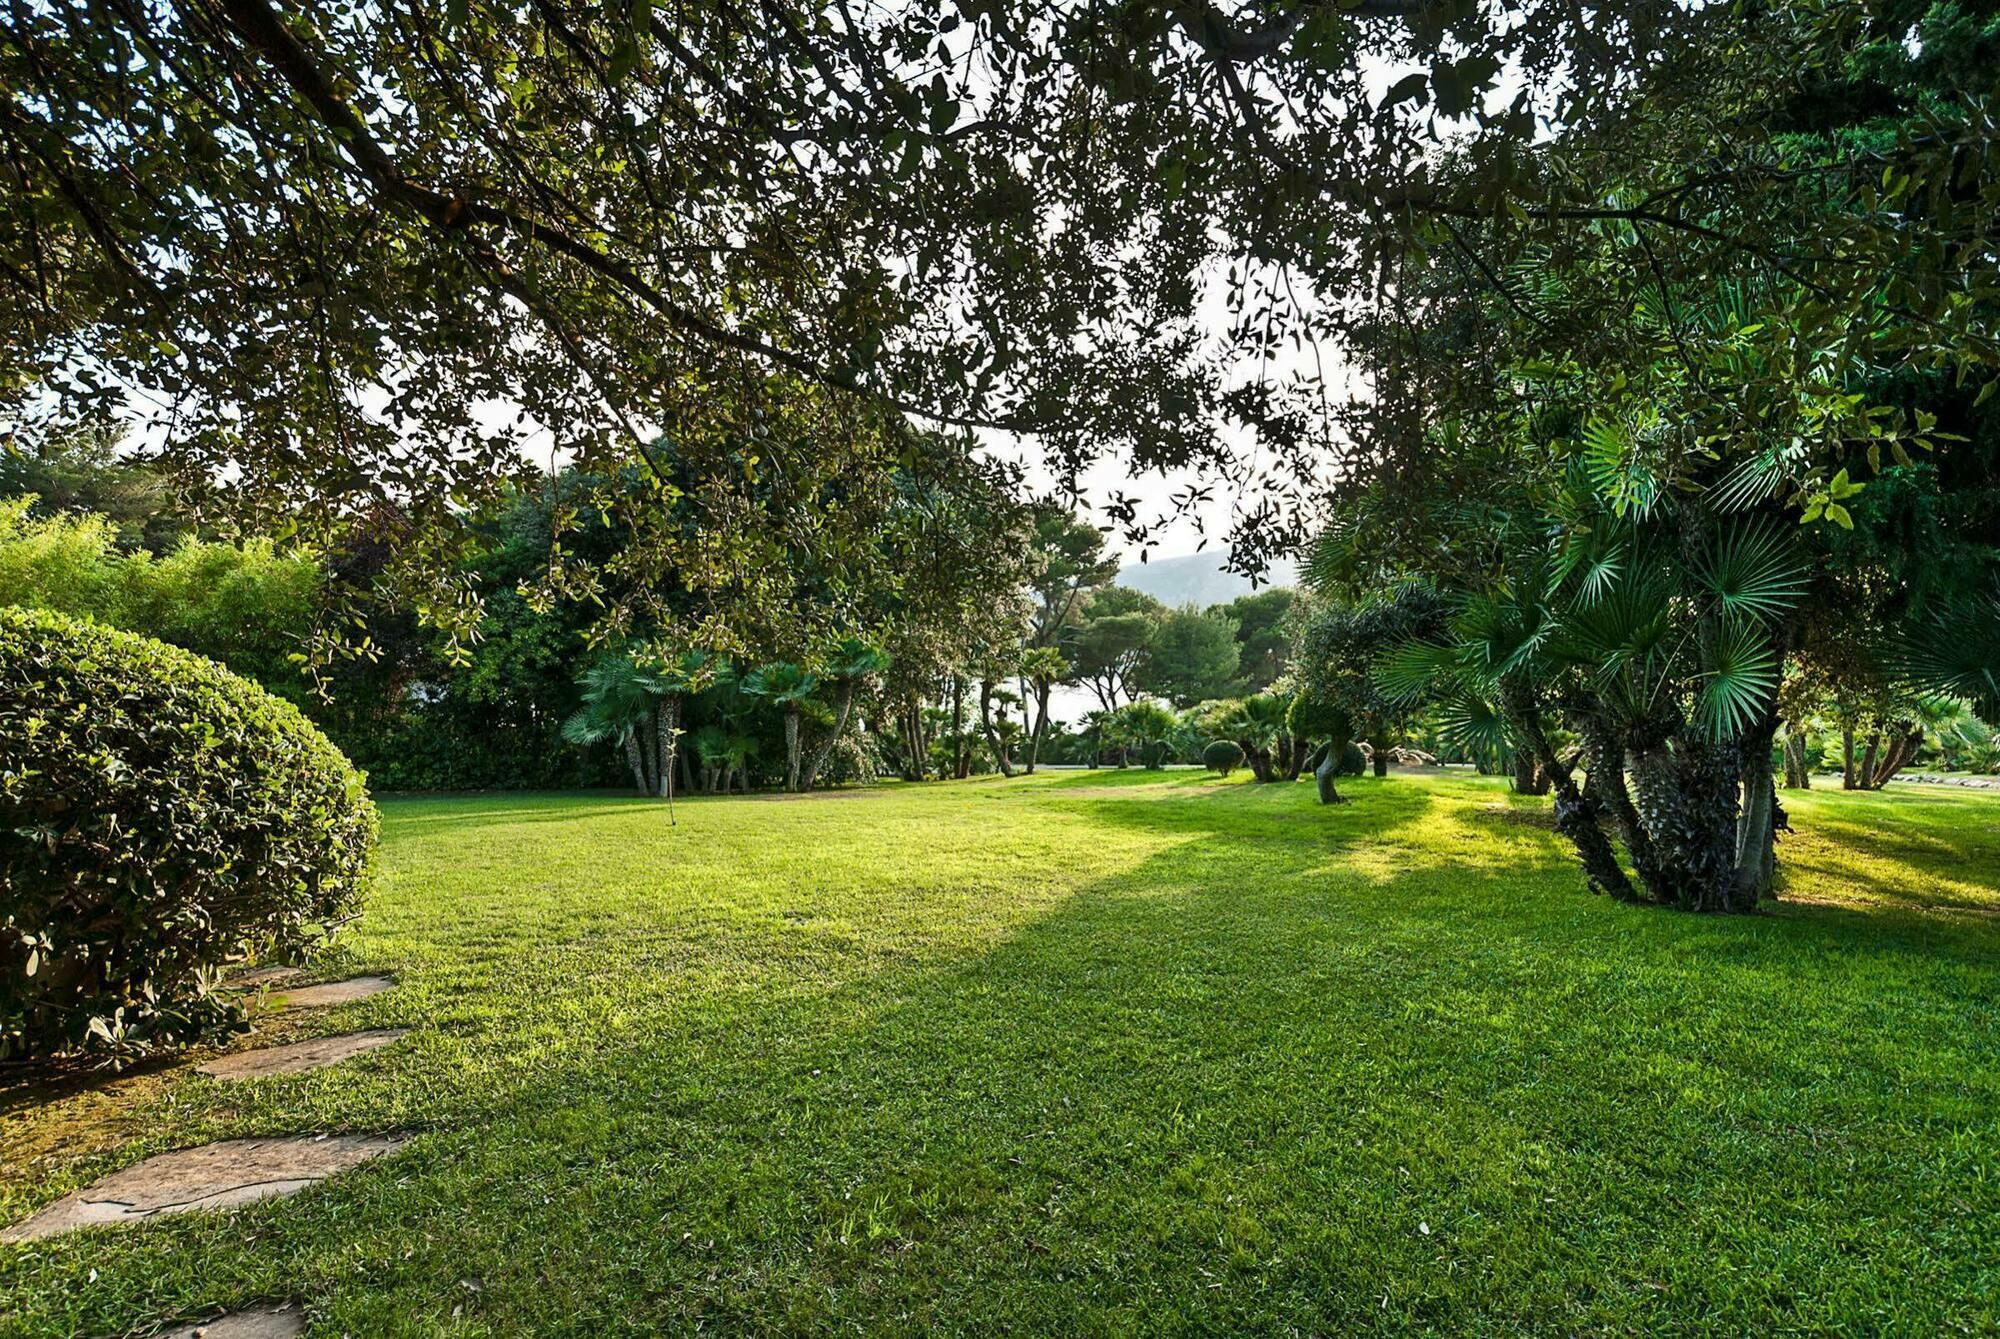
229,966,304,989
197,1029,410,1082
163,1303,305,1338
267,975,395,1008
1,1134,407,1242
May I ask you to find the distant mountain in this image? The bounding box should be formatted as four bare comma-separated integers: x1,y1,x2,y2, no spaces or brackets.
1112,551,1296,609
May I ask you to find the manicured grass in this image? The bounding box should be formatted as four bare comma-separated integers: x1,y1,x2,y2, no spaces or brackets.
4,771,1998,1335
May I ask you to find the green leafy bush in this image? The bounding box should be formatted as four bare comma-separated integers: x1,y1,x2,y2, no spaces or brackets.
1202,739,1246,776
0,607,377,1063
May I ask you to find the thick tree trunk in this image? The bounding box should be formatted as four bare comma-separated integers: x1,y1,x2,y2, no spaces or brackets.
1511,747,1549,795
1236,738,1276,783
1871,728,1920,788
1578,719,1667,896
799,679,856,792
1370,731,1390,777
637,724,659,795
1628,736,1749,912
623,732,648,796
1782,724,1811,789
1858,730,1882,790
783,709,801,791
1841,726,1858,789
1732,716,1781,905
1313,743,1345,804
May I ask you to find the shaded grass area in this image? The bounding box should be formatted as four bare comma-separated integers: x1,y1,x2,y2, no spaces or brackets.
3,771,1997,1335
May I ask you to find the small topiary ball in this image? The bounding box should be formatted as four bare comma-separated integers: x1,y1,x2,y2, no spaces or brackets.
0,607,377,1063
1335,742,1368,776
1202,738,1246,776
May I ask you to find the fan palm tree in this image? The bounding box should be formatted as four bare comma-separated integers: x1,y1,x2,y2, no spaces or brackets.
742,661,818,791
561,646,728,801
562,655,661,795
1116,700,1181,769
1220,693,1293,782
798,637,890,792
1378,494,1811,912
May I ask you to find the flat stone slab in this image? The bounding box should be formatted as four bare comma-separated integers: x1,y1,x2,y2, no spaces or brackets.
197,1029,410,1081
1,1134,407,1242
229,966,305,988
163,1304,306,1338
269,975,395,1008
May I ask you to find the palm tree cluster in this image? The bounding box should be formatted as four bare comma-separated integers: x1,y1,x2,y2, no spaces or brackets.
565,640,889,798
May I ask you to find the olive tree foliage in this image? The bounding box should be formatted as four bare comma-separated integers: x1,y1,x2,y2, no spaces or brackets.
16,0,1989,608
1289,583,1448,776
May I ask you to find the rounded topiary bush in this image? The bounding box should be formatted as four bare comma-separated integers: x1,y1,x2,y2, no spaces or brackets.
0,607,377,1063
1202,739,1246,776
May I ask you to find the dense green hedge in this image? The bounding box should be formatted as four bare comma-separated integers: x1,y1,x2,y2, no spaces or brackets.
1202,739,1246,775
0,607,377,1063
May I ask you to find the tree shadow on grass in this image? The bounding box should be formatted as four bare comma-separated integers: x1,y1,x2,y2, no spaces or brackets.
12,778,2000,1337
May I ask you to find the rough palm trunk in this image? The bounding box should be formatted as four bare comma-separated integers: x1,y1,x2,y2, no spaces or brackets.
1868,728,1920,789
1027,680,1053,774
798,679,856,792
1578,718,1668,896
1858,730,1882,790
623,732,648,795
1511,747,1549,795
1628,735,1749,912
1841,725,1859,789
1503,681,1636,902
1370,731,1390,777
1284,733,1309,781
783,708,801,791
1236,738,1275,783
978,678,1014,777
638,725,660,795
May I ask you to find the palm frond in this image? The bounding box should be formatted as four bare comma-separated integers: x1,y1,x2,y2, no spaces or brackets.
1694,519,1809,624
1435,690,1514,758
1694,615,1781,739
1894,592,2000,725
1375,640,1473,704
1581,418,1660,519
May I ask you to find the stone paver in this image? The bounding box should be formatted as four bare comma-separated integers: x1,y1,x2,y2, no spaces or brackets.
162,1304,306,1338
230,966,305,989
197,1030,410,1081
1,1134,407,1242
269,975,395,1008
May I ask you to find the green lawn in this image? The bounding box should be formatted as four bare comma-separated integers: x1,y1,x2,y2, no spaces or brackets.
4,771,1998,1335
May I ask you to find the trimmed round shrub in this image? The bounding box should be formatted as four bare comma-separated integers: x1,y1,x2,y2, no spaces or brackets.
0,607,377,1063
1202,739,1246,776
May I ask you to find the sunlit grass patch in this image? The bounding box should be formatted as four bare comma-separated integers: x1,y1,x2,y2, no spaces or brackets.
3,771,1997,1335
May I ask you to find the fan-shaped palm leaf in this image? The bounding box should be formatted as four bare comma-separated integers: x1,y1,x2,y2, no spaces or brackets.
1694,616,1781,739
1694,520,1808,623
1894,592,2000,724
